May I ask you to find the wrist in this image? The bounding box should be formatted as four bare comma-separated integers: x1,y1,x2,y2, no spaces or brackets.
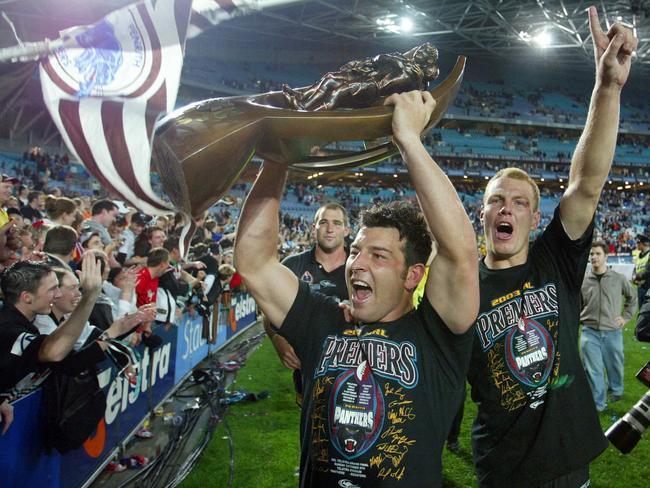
593,81,623,97
393,133,422,150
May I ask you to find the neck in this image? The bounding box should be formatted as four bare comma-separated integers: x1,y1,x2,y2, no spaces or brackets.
315,245,347,272
593,265,607,275
484,251,528,270
14,302,36,322
378,294,414,323
51,252,72,263
52,308,64,321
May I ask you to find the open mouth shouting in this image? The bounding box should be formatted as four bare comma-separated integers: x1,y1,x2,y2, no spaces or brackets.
351,279,372,305
496,221,513,240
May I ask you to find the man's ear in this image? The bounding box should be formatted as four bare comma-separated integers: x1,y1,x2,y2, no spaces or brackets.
405,263,425,291
532,210,541,231
21,290,33,305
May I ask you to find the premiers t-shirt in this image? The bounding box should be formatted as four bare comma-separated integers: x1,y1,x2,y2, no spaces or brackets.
280,281,473,487
468,207,607,487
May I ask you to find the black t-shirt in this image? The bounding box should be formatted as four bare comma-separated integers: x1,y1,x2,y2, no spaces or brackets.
0,304,106,402
280,281,473,487
21,206,43,223
468,207,607,487
133,239,151,258
282,247,347,300
0,304,48,400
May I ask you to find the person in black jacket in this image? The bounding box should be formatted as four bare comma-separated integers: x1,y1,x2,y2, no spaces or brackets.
636,290,650,342
0,255,102,404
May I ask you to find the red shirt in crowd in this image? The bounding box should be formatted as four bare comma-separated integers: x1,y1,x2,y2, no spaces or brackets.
136,267,159,307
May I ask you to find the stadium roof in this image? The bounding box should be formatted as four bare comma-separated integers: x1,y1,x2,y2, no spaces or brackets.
1,0,649,75
0,0,648,153
210,0,650,74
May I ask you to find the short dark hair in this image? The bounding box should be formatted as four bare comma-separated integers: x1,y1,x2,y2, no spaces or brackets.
91,199,117,216
591,240,609,255
27,191,42,204
314,202,349,227
359,201,432,266
45,196,76,220
163,237,179,253
147,247,170,267
107,266,124,284
1,261,52,305
44,225,78,256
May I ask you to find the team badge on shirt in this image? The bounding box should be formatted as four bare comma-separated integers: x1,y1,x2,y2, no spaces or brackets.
504,316,555,388
329,360,385,459
301,271,314,284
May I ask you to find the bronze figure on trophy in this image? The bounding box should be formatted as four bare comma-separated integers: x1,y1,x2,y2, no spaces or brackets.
282,43,439,111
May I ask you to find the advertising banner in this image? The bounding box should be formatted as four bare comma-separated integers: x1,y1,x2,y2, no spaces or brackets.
0,291,259,487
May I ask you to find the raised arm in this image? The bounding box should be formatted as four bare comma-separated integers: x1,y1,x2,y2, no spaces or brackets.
38,252,103,362
560,6,637,239
234,162,299,327
384,91,479,333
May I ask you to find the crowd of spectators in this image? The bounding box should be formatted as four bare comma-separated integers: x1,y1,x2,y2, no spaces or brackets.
0,156,243,437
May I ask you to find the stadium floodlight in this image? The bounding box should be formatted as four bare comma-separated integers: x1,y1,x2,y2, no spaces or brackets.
400,17,414,33
533,30,552,48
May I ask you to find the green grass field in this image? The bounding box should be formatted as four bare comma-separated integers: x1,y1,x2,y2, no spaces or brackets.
181,321,650,488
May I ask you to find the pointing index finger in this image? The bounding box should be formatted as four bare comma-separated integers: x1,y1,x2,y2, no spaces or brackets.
588,5,607,53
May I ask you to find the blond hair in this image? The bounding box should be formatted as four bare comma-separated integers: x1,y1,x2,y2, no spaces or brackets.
484,168,540,212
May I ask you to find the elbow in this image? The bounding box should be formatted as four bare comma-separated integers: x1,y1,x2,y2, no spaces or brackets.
447,306,478,335
38,343,66,363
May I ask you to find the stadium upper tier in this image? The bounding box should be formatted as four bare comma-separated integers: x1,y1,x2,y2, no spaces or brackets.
178,59,650,133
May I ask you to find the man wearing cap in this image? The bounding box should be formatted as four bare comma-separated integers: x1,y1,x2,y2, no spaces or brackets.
633,234,650,307
118,212,151,265
0,174,20,227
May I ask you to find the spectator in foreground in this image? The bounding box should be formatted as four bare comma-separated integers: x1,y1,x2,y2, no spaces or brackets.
0,254,102,404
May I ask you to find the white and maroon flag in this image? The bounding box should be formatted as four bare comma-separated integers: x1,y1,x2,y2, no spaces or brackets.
39,0,193,214
37,0,297,215
187,0,281,39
